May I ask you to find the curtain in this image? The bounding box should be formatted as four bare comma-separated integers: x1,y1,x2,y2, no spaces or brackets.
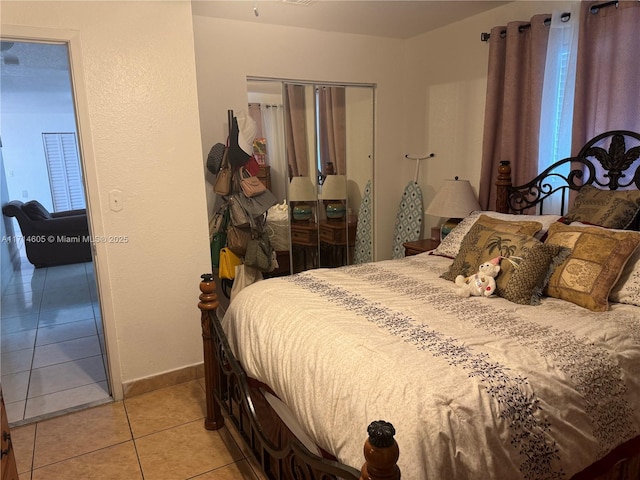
318,86,347,175
572,1,640,151
261,104,287,201
283,83,309,177
538,6,579,213
479,14,550,210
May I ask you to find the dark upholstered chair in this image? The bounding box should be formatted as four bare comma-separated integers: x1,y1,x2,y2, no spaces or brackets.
2,200,92,268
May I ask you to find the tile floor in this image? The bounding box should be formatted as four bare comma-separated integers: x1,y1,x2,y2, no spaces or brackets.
1,249,110,425
10,379,265,479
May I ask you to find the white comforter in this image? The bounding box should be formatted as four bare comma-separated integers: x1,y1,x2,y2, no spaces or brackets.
222,253,640,480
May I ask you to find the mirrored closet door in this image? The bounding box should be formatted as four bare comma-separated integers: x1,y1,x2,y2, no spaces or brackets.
246,78,374,274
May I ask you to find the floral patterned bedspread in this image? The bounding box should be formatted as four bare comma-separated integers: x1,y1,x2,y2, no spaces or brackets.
222,253,640,480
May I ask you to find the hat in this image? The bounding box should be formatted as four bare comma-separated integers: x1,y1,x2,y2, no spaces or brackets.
235,111,256,156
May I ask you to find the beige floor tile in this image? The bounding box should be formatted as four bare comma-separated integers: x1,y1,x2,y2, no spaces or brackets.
33,401,130,468
125,380,206,438
31,441,142,480
135,419,243,480
11,422,35,474
192,459,258,479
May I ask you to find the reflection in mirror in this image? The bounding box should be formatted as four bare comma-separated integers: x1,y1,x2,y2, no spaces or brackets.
247,78,374,274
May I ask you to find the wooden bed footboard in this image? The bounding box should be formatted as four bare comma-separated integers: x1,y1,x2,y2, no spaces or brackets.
198,274,401,480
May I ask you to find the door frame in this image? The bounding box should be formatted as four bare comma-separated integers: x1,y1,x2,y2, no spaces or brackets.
1,25,122,400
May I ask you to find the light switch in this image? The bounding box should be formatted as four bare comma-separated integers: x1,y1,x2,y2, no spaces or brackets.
109,189,123,212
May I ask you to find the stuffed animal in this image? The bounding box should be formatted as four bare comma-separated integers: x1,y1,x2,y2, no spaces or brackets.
454,257,501,298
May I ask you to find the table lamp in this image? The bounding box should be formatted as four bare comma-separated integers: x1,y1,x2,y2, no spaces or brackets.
425,177,481,240
320,174,347,220
289,176,316,222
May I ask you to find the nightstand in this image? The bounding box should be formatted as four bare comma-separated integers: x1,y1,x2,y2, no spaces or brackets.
403,238,439,256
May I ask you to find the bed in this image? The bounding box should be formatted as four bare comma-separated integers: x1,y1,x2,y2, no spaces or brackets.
197,130,640,479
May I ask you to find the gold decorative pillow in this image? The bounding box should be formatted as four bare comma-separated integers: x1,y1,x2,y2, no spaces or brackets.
432,212,543,259
441,216,542,281
564,185,640,229
544,222,640,311
475,214,543,236
442,223,568,305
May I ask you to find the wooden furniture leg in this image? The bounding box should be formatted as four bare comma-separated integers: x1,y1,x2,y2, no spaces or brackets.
198,273,223,430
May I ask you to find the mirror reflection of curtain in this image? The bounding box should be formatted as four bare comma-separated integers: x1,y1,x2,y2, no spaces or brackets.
318,86,346,175
284,84,309,177
262,104,286,202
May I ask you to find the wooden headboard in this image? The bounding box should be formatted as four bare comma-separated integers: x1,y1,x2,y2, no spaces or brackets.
496,130,640,218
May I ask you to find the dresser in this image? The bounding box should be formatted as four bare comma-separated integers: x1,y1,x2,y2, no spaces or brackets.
403,238,439,256
257,165,271,191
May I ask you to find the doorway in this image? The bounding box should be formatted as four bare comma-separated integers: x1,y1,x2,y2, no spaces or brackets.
0,40,110,425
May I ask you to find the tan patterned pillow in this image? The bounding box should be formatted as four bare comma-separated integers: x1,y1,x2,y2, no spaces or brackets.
544,222,640,311
442,223,568,305
433,212,543,259
564,185,640,229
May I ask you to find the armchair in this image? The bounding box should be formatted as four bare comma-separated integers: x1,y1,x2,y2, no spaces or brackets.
2,200,92,268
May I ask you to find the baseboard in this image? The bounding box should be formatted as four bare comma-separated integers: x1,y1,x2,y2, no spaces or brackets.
122,362,205,399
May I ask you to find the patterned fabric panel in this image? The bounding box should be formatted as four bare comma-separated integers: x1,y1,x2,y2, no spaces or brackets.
391,181,423,259
354,180,373,264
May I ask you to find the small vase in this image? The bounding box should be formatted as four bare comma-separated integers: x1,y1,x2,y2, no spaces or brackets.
325,202,346,220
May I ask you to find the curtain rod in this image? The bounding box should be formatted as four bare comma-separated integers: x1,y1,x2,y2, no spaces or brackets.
480,1,622,43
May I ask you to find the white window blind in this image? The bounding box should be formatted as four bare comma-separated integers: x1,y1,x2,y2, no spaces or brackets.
42,132,86,212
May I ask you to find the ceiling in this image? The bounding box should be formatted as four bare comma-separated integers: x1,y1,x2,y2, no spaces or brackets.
1,1,510,108
191,0,511,39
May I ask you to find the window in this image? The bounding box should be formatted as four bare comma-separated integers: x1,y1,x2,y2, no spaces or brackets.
537,9,579,214
42,132,86,211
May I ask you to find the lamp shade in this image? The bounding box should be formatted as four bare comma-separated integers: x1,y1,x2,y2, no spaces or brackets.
425,178,481,219
289,176,316,202
320,175,347,200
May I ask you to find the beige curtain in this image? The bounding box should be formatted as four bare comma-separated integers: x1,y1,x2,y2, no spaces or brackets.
572,1,640,152
284,84,309,177
479,14,550,210
318,86,346,175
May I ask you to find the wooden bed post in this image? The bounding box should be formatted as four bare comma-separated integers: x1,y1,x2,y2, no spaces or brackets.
360,421,401,480
495,160,512,213
198,273,224,430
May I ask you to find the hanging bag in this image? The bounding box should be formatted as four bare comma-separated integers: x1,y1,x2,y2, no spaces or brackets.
210,205,229,268
244,232,274,272
228,194,252,229
239,166,266,197
218,247,242,280
227,225,252,256
206,142,226,175
230,264,263,302
213,148,232,196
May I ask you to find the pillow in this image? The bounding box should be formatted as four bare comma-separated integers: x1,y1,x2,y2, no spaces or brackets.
610,246,640,307
441,222,569,305
23,200,51,220
432,211,548,259
544,222,640,311
564,185,640,229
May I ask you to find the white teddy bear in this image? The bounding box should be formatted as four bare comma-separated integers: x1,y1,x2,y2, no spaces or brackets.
454,257,501,298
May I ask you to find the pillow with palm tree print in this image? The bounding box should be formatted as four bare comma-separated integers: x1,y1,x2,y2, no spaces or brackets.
442,222,570,305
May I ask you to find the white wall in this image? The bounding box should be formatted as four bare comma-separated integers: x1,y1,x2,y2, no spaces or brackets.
192,16,409,259
1,0,210,399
